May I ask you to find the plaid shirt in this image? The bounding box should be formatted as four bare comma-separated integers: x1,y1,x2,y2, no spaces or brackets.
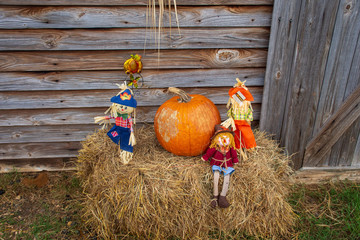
228,106,253,121
106,115,133,132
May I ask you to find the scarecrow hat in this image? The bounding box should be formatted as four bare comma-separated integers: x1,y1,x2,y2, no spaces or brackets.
228,78,254,102
111,89,137,108
211,125,234,140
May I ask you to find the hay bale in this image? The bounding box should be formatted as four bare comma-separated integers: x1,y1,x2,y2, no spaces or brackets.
76,125,295,239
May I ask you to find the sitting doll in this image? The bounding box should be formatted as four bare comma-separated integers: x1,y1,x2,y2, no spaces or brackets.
94,84,137,165
201,125,239,208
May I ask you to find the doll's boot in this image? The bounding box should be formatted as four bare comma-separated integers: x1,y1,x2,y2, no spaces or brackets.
210,195,219,208
218,195,230,208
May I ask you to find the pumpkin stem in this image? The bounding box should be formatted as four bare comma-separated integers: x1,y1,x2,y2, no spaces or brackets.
167,87,192,103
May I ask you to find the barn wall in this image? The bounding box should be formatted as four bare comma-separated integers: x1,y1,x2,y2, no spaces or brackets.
0,0,273,172
260,0,360,170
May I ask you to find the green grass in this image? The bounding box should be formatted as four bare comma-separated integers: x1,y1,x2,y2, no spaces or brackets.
0,171,360,239
289,181,360,239
0,171,83,240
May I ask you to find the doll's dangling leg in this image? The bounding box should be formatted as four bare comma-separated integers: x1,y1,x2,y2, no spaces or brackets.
218,174,231,208
116,126,134,165
211,170,220,208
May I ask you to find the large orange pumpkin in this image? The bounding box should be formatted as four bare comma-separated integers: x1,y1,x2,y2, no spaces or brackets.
154,87,221,156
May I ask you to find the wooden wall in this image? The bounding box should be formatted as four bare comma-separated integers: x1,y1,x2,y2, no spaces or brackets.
0,0,273,172
261,0,360,170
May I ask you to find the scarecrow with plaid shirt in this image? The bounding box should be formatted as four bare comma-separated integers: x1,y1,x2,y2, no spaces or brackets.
94,84,137,164
222,78,257,154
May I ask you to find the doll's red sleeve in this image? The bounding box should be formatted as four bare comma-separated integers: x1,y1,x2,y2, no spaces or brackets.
230,148,239,164
202,147,216,161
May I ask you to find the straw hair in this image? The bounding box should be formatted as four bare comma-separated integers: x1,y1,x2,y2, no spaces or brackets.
76,125,295,239
146,0,181,59
228,97,252,114
209,132,235,149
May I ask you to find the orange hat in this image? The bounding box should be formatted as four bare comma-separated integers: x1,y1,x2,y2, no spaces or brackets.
228,87,254,102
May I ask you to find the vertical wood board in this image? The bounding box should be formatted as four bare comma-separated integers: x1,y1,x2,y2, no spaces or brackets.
280,0,340,169
260,0,302,140
327,117,360,167
313,0,360,134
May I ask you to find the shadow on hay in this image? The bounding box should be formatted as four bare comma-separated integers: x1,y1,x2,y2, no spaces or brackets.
76,125,295,239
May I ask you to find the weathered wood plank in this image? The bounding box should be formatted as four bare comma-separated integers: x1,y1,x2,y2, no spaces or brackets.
0,6,272,29
0,27,270,50
327,117,360,167
0,49,267,72
0,105,261,144
312,0,360,134
259,0,302,139
0,124,94,144
0,158,75,173
280,0,340,169
0,68,265,91
352,133,360,167
344,34,360,100
0,142,81,159
0,0,274,6
0,87,264,109
303,86,360,167
292,168,360,184
0,104,261,126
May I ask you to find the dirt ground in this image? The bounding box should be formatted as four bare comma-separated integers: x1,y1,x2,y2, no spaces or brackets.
0,171,87,240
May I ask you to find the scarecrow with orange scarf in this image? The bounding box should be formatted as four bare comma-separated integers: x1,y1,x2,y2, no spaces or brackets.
222,78,257,155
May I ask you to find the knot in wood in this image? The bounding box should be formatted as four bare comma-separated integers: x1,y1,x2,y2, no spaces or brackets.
275,71,282,79
45,39,58,49
42,34,60,49
344,3,352,13
216,49,239,62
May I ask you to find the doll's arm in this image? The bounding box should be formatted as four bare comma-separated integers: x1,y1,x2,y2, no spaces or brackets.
230,148,239,164
246,103,254,125
221,109,236,130
201,147,216,162
129,132,136,146
94,116,111,129
221,117,236,130
128,117,136,146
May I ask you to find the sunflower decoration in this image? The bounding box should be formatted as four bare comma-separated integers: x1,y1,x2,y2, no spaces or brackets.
124,54,143,89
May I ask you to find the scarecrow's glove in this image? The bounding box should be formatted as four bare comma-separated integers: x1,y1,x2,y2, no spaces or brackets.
129,132,136,146
94,116,111,129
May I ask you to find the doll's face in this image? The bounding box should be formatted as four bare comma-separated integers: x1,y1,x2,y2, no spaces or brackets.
115,104,134,114
217,135,230,147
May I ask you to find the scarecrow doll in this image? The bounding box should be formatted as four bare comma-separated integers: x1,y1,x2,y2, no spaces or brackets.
201,125,239,208
222,78,257,157
94,84,137,164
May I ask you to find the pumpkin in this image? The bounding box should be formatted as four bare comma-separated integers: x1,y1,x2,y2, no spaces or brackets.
154,87,221,156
